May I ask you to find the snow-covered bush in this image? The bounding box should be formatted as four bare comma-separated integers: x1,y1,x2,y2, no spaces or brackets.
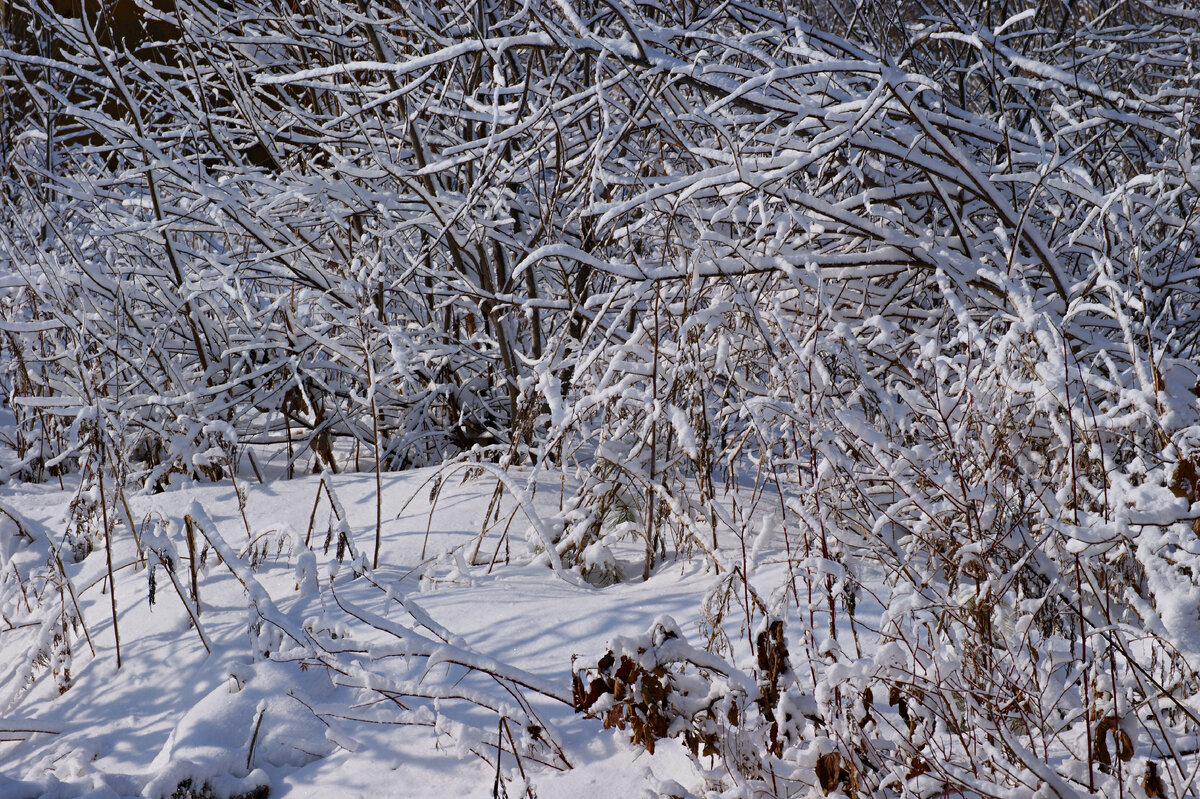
2,0,1200,795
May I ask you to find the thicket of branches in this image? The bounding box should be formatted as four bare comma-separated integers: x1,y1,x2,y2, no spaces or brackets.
3,0,1200,795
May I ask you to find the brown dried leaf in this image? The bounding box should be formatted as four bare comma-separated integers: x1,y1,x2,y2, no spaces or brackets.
1144,761,1165,798
1115,728,1134,762
1169,458,1198,503
1092,717,1134,766
815,751,842,794
766,720,781,757
641,673,667,706
889,685,910,723
1092,732,1111,766
571,674,586,711
648,710,669,740
579,677,608,712
906,756,930,780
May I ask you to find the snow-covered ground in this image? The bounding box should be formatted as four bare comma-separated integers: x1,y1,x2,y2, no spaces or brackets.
0,469,747,798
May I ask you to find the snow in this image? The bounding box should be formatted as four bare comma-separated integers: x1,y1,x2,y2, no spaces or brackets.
2,2,1200,796
0,470,721,798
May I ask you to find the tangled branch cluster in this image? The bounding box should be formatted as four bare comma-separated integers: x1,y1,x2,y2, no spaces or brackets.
2,0,1200,795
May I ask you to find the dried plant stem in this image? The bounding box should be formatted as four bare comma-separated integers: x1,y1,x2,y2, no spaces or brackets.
154,552,212,654
183,515,202,616
370,377,383,570
97,460,120,668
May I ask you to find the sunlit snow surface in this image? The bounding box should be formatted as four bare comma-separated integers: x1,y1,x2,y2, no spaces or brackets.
0,469,785,798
